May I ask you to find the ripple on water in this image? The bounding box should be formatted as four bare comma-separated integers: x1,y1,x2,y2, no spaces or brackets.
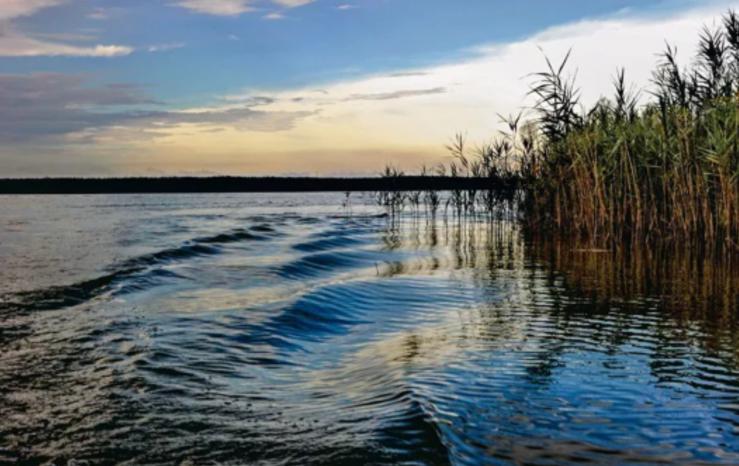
1,197,738,465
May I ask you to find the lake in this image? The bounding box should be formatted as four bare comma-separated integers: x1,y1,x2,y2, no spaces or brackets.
1,193,738,465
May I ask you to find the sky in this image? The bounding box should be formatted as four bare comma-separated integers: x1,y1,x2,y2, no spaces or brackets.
0,0,737,177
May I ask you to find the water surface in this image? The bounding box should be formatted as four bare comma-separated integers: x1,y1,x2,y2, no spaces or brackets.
1,193,738,465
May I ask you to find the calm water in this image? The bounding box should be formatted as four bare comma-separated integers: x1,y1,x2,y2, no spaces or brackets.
1,193,738,465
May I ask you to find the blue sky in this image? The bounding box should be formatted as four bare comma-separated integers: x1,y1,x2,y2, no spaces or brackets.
0,0,690,103
0,0,735,175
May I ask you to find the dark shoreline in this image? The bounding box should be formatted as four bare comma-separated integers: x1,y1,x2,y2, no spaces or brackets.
0,176,518,195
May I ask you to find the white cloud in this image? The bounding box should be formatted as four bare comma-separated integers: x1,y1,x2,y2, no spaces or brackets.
0,0,64,20
0,1,133,57
4,0,739,176
0,72,312,145
210,2,738,170
263,12,286,20
175,0,256,16
147,42,186,53
175,0,315,16
0,26,133,57
273,0,314,6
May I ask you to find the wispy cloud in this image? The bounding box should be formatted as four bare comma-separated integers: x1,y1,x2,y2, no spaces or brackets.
387,71,430,78
147,42,186,53
175,0,257,16
4,0,738,176
0,28,133,57
273,0,314,6
0,73,155,142
346,87,447,101
0,73,312,144
87,7,110,20
33,32,98,42
175,0,315,16
0,0,65,20
203,2,737,174
0,1,133,57
263,12,286,20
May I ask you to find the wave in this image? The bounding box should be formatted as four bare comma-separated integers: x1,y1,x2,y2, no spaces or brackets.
218,276,478,358
0,225,276,314
292,224,377,253
194,229,266,245
276,250,381,280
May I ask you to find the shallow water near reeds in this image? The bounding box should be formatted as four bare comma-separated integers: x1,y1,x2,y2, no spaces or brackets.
1,193,738,465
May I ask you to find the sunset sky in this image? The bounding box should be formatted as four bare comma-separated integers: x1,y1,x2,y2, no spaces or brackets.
0,0,736,176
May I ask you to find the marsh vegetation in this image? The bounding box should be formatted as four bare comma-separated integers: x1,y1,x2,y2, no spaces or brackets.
378,10,739,251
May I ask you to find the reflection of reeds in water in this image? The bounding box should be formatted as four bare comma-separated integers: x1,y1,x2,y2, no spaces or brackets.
382,214,739,320
378,215,525,279
372,213,739,424
528,235,739,318
296,213,739,465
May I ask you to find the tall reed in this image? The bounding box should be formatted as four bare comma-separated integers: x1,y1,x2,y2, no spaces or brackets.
379,11,738,251
522,10,739,250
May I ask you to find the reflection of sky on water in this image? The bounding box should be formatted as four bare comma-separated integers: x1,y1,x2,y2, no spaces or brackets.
1,193,738,465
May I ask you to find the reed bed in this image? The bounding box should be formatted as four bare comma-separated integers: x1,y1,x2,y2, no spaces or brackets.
524,10,739,250
375,121,527,220
381,10,739,251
